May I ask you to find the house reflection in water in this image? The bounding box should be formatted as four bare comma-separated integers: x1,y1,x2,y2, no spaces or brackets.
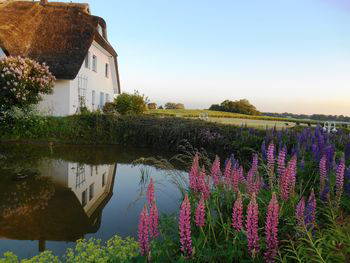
0,160,116,253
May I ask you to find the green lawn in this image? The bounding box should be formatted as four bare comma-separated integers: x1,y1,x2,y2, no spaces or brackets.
147,109,315,129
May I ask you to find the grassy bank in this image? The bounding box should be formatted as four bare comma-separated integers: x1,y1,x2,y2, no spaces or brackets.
0,113,266,159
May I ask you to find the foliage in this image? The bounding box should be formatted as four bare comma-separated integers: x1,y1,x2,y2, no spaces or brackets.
209,99,260,115
0,56,55,112
148,103,157,110
113,91,148,115
265,111,350,123
102,102,119,115
165,102,185,110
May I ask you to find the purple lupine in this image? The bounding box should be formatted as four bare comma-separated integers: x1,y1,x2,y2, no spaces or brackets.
149,202,159,239
295,197,305,227
345,168,350,197
264,193,279,263
345,142,350,161
305,190,316,231
147,178,155,205
179,194,192,256
195,194,206,227
319,155,327,195
189,154,200,191
262,141,267,160
288,155,297,195
267,142,275,188
211,155,221,186
336,159,345,204
232,191,243,231
246,193,259,257
277,147,286,178
138,206,150,256
279,166,290,201
252,153,259,175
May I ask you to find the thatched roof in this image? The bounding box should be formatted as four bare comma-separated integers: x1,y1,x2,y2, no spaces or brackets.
0,1,120,86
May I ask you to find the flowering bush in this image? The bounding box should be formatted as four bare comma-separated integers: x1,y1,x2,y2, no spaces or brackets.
0,56,55,112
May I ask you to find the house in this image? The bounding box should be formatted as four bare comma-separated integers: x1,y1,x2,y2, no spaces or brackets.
0,0,121,116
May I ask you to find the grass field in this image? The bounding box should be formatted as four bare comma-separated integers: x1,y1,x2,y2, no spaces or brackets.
147,109,315,129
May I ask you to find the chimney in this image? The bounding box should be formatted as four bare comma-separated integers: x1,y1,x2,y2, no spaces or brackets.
40,0,48,5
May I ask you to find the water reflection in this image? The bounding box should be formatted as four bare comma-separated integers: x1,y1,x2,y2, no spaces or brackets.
0,144,182,258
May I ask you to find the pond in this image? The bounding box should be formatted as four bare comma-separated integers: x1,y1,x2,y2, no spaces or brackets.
0,144,186,259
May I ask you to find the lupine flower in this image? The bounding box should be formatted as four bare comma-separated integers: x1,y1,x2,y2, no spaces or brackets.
335,159,345,204
149,202,159,239
345,168,350,197
189,154,200,191
195,194,206,227
211,156,221,186
246,193,259,257
199,167,211,200
224,159,232,186
262,141,267,160
264,193,279,263
279,167,290,201
277,147,286,178
232,191,243,231
295,197,305,227
252,153,259,175
345,142,350,161
305,190,316,231
267,142,275,188
179,194,192,256
319,155,327,195
232,167,240,192
147,178,155,205
288,155,297,195
138,206,150,256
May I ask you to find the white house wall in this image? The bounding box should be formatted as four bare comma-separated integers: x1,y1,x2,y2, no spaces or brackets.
69,41,117,115
37,79,71,116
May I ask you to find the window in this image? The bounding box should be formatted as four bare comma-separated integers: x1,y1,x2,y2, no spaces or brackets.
85,51,90,69
99,92,104,108
105,63,109,78
102,173,106,187
92,55,97,72
82,190,87,207
92,90,96,108
89,183,94,201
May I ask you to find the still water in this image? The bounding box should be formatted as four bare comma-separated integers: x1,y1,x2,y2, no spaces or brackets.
0,144,185,259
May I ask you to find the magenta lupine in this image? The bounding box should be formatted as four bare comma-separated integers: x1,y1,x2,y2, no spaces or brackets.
295,197,305,227
149,202,159,239
138,206,150,256
288,155,297,195
211,155,221,186
189,154,200,191
277,147,286,178
336,159,345,204
224,160,232,187
232,191,243,231
267,142,275,188
264,193,279,263
319,155,327,195
279,166,290,201
246,193,259,257
195,195,206,227
179,194,193,256
199,167,211,200
146,178,155,205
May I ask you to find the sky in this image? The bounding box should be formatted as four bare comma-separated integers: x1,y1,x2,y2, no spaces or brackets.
63,0,350,115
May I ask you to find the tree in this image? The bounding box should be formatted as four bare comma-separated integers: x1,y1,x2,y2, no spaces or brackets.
0,56,55,112
165,102,185,110
147,103,157,110
209,99,260,115
114,91,148,115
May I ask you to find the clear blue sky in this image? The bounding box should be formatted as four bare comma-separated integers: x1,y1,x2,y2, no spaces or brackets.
64,0,350,115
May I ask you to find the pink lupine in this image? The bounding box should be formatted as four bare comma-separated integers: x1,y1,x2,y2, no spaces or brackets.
277,147,286,178
199,167,211,200
149,202,159,239
279,166,290,201
246,169,256,196
238,165,246,185
246,193,259,257
138,206,150,256
195,194,206,227
232,191,243,231
295,197,305,227
147,178,155,205
211,155,221,186
189,154,200,191
232,167,240,192
336,159,345,204
224,159,232,187
319,155,327,195
288,155,297,195
264,193,279,263
267,142,275,188
179,194,193,256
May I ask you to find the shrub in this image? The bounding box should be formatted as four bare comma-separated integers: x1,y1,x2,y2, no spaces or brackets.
102,102,118,114
147,103,157,110
210,99,260,115
165,102,185,109
0,56,55,112
114,92,147,115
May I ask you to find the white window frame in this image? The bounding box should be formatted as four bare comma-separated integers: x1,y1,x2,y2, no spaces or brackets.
92,54,97,72
85,51,90,69
105,63,109,78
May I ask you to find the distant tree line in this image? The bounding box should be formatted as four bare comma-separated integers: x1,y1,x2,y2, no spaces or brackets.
263,112,350,122
209,99,260,116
